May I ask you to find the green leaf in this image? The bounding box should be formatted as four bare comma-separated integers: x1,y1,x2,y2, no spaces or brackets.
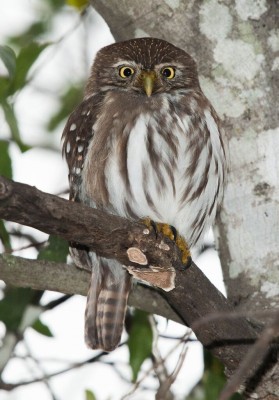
32,318,53,337
0,140,12,179
0,220,11,251
85,389,97,400
9,22,48,48
0,77,11,100
127,310,153,382
11,41,49,93
1,100,30,152
47,84,83,131
67,0,89,11
187,350,243,400
0,45,16,80
0,287,36,331
37,235,68,263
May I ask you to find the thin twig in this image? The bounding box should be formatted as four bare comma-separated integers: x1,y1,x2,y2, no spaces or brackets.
4,240,47,254
156,342,188,400
192,309,276,332
0,349,112,391
150,316,175,400
23,340,59,400
121,331,191,400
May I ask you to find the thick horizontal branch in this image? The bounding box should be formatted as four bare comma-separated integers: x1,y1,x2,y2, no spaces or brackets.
0,254,183,324
0,176,259,376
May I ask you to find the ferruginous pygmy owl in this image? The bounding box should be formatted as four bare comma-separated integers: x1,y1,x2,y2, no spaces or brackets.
62,38,226,352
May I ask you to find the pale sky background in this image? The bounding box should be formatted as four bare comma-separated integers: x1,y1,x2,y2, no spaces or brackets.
0,1,226,399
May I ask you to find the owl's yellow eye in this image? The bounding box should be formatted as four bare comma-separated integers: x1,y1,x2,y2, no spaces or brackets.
119,66,135,78
161,67,175,79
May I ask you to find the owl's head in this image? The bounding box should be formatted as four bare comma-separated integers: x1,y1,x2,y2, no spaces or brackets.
86,38,200,97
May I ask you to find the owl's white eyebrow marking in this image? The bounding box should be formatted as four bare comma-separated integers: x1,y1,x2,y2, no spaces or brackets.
112,60,139,68
156,62,184,69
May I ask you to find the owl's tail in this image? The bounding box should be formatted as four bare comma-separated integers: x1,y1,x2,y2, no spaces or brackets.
85,258,132,352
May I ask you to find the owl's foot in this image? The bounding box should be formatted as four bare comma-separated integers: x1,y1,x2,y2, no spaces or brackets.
142,218,192,268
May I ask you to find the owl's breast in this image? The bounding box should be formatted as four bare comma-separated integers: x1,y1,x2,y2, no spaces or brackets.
99,109,200,238
82,97,225,246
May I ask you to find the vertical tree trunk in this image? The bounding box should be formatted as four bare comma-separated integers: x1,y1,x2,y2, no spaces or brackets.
90,1,279,397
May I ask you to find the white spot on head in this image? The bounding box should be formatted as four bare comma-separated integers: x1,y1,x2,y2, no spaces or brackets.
214,39,264,81
78,144,84,153
199,0,232,41
76,136,80,142
235,0,268,21
66,142,71,153
70,123,77,131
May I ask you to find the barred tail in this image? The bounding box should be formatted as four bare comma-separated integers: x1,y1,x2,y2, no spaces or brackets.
85,259,132,352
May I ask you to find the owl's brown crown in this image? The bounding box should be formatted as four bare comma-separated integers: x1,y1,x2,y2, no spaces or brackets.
96,37,196,69
85,37,200,97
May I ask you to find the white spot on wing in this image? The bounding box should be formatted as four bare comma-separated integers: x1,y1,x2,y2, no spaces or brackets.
70,123,77,131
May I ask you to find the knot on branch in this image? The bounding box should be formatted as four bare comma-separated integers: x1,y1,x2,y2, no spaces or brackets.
0,177,12,200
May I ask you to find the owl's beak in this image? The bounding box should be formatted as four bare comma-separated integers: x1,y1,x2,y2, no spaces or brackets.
141,71,156,97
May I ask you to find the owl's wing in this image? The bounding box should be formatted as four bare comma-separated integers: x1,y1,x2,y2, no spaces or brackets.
62,94,102,270
62,94,102,203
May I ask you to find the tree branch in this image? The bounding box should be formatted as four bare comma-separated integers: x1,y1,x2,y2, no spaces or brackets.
0,253,181,324
0,176,260,377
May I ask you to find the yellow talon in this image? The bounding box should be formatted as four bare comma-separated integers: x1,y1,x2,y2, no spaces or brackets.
176,235,191,265
157,223,175,241
141,218,192,267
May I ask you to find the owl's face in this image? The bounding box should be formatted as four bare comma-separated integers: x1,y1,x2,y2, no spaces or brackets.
86,38,200,98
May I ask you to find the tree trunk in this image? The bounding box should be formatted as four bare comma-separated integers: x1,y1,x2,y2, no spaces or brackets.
89,0,279,397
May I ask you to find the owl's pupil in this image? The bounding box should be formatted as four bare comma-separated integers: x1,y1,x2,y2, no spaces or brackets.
163,68,172,77
123,68,132,76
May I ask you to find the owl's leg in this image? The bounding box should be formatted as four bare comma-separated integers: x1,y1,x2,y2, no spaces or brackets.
85,255,132,352
142,218,192,267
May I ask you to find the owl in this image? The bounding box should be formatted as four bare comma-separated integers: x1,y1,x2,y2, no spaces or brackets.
62,38,226,352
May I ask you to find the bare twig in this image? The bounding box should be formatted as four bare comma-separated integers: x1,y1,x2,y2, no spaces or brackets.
155,330,189,400
0,348,117,391
5,240,47,254
150,316,175,400
121,332,190,400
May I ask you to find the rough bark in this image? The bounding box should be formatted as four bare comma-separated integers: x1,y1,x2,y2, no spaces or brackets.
0,176,261,380
89,0,279,397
